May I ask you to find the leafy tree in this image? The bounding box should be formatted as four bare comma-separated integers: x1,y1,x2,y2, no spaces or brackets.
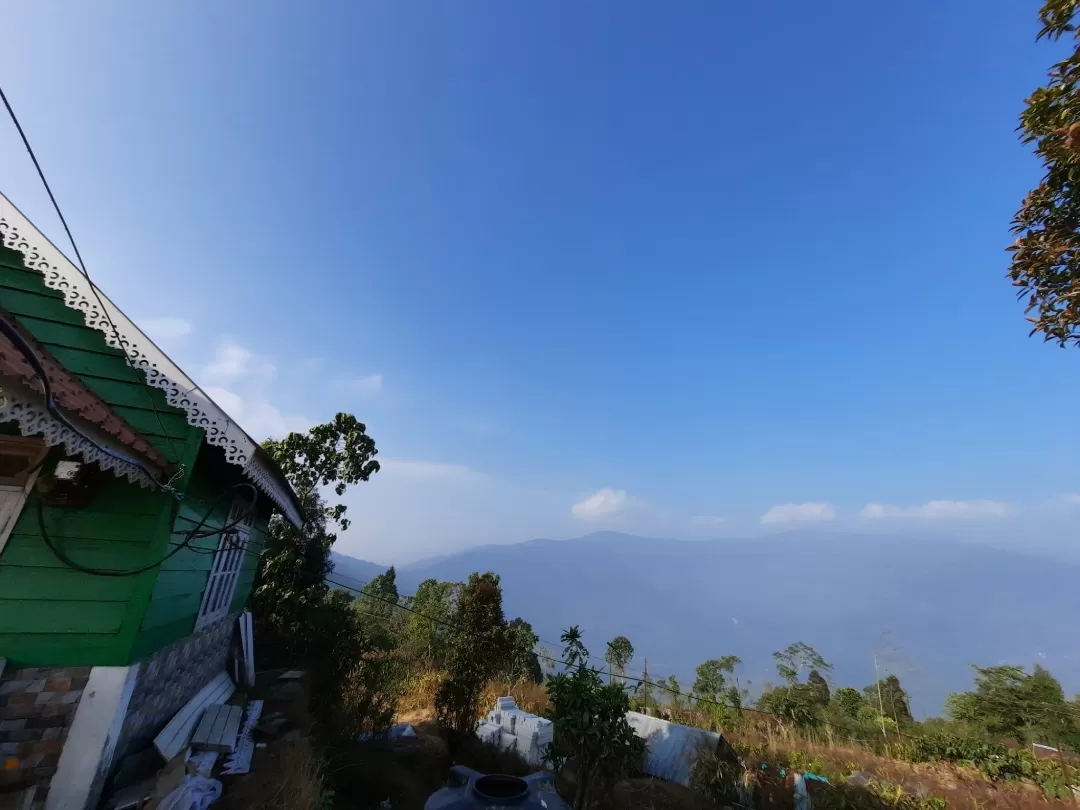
807,669,831,708
693,656,742,705
1008,0,1080,346
435,572,508,737
503,617,542,683
945,664,1077,744
757,685,820,728
864,674,913,726
659,674,684,710
693,656,742,730
356,566,400,648
605,636,634,685
832,687,866,719
537,645,557,681
263,412,381,502
773,642,832,686
546,628,646,809
401,578,459,668
252,415,380,678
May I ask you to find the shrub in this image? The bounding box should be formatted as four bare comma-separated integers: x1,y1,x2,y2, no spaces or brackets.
546,627,646,810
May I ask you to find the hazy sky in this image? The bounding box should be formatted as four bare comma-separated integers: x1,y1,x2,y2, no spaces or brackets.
4,1,1080,563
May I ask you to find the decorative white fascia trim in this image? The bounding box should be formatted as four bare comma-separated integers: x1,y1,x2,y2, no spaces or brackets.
0,193,302,525
0,386,155,488
244,453,303,528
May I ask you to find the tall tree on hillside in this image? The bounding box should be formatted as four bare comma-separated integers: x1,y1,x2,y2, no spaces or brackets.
661,674,684,711
693,656,743,730
692,656,742,705
504,618,543,683
863,674,913,726
253,413,380,665
832,687,866,719
605,636,635,685
774,642,832,686
807,669,831,708
945,664,1076,744
357,566,400,649
547,628,645,810
435,572,509,737
1008,1,1080,345
402,578,459,668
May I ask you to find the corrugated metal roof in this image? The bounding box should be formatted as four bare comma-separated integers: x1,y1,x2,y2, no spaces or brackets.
625,711,723,787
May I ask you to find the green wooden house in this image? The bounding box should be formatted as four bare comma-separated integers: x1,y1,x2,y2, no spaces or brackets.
0,192,303,809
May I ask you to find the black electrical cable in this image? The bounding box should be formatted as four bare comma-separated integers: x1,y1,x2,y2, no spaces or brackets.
36,482,258,578
0,313,178,491
0,82,183,462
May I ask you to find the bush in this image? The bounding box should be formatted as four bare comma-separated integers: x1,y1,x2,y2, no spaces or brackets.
891,733,1078,798
690,749,741,805
546,627,646,810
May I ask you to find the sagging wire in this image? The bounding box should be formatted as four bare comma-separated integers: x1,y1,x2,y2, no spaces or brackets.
36,482,258,578
0,313,180,493
0,82,184,462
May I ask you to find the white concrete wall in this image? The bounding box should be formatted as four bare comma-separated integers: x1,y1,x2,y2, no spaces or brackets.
46,665,139,810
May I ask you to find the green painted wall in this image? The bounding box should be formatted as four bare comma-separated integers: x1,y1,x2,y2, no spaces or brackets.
130,444,269,661
0,241,269,667
0,471,178,666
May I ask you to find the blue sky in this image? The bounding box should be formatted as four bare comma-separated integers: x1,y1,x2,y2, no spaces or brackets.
4,0,1080,563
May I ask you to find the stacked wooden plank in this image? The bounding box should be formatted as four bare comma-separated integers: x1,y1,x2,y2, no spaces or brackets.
153,672,236,762
190,703,243,753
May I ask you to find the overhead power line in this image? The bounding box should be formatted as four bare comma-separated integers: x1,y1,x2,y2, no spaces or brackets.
0,82,183,462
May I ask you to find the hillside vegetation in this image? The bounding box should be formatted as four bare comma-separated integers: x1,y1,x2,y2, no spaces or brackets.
251,412,1080,809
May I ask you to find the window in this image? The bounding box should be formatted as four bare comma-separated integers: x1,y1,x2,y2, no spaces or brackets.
195,496,255,630
0,437,47,555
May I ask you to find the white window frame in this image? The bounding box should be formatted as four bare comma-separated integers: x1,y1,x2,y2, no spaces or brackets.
195,496,254,630
0,436,47,557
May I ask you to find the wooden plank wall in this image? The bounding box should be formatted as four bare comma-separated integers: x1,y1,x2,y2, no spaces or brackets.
130,445,269,661
0,242,194,665
0,472,176,665
0,243,272,666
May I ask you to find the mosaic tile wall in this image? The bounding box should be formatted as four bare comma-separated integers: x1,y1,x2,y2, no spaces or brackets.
0,665,92,807
110,612,237,776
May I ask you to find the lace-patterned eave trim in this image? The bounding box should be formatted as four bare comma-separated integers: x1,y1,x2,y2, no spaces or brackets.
243,455,303,528
0,395,154,488
0,196,302,525
0,201,255,463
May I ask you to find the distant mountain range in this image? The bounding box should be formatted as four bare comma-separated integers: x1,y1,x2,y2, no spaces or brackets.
331,531,1080,716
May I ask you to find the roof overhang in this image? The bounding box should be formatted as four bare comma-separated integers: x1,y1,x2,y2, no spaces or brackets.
0,192,304,528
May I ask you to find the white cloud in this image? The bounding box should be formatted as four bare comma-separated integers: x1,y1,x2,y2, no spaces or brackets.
339,374,383,395
761,502,836,525
336,461,574,563
379,459,484,482
689,515,728,527
572,488,632,520
860,500,1013,520
141,316,192,344
203,385,311,441
1061,494,1080,506
202,342,275,384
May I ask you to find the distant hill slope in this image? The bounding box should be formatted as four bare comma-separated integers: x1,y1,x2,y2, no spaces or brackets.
329,551,387,593
389,531,1079,717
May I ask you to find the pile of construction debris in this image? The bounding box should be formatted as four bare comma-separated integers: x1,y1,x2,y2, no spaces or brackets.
103,669,307,810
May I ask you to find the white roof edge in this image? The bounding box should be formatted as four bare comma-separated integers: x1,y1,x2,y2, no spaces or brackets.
0,192,303,527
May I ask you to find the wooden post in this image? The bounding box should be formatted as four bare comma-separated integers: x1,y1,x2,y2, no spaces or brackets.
873,651,888,744
644,657,649,716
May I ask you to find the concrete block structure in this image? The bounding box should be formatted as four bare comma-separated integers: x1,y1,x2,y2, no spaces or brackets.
476,696,554,767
